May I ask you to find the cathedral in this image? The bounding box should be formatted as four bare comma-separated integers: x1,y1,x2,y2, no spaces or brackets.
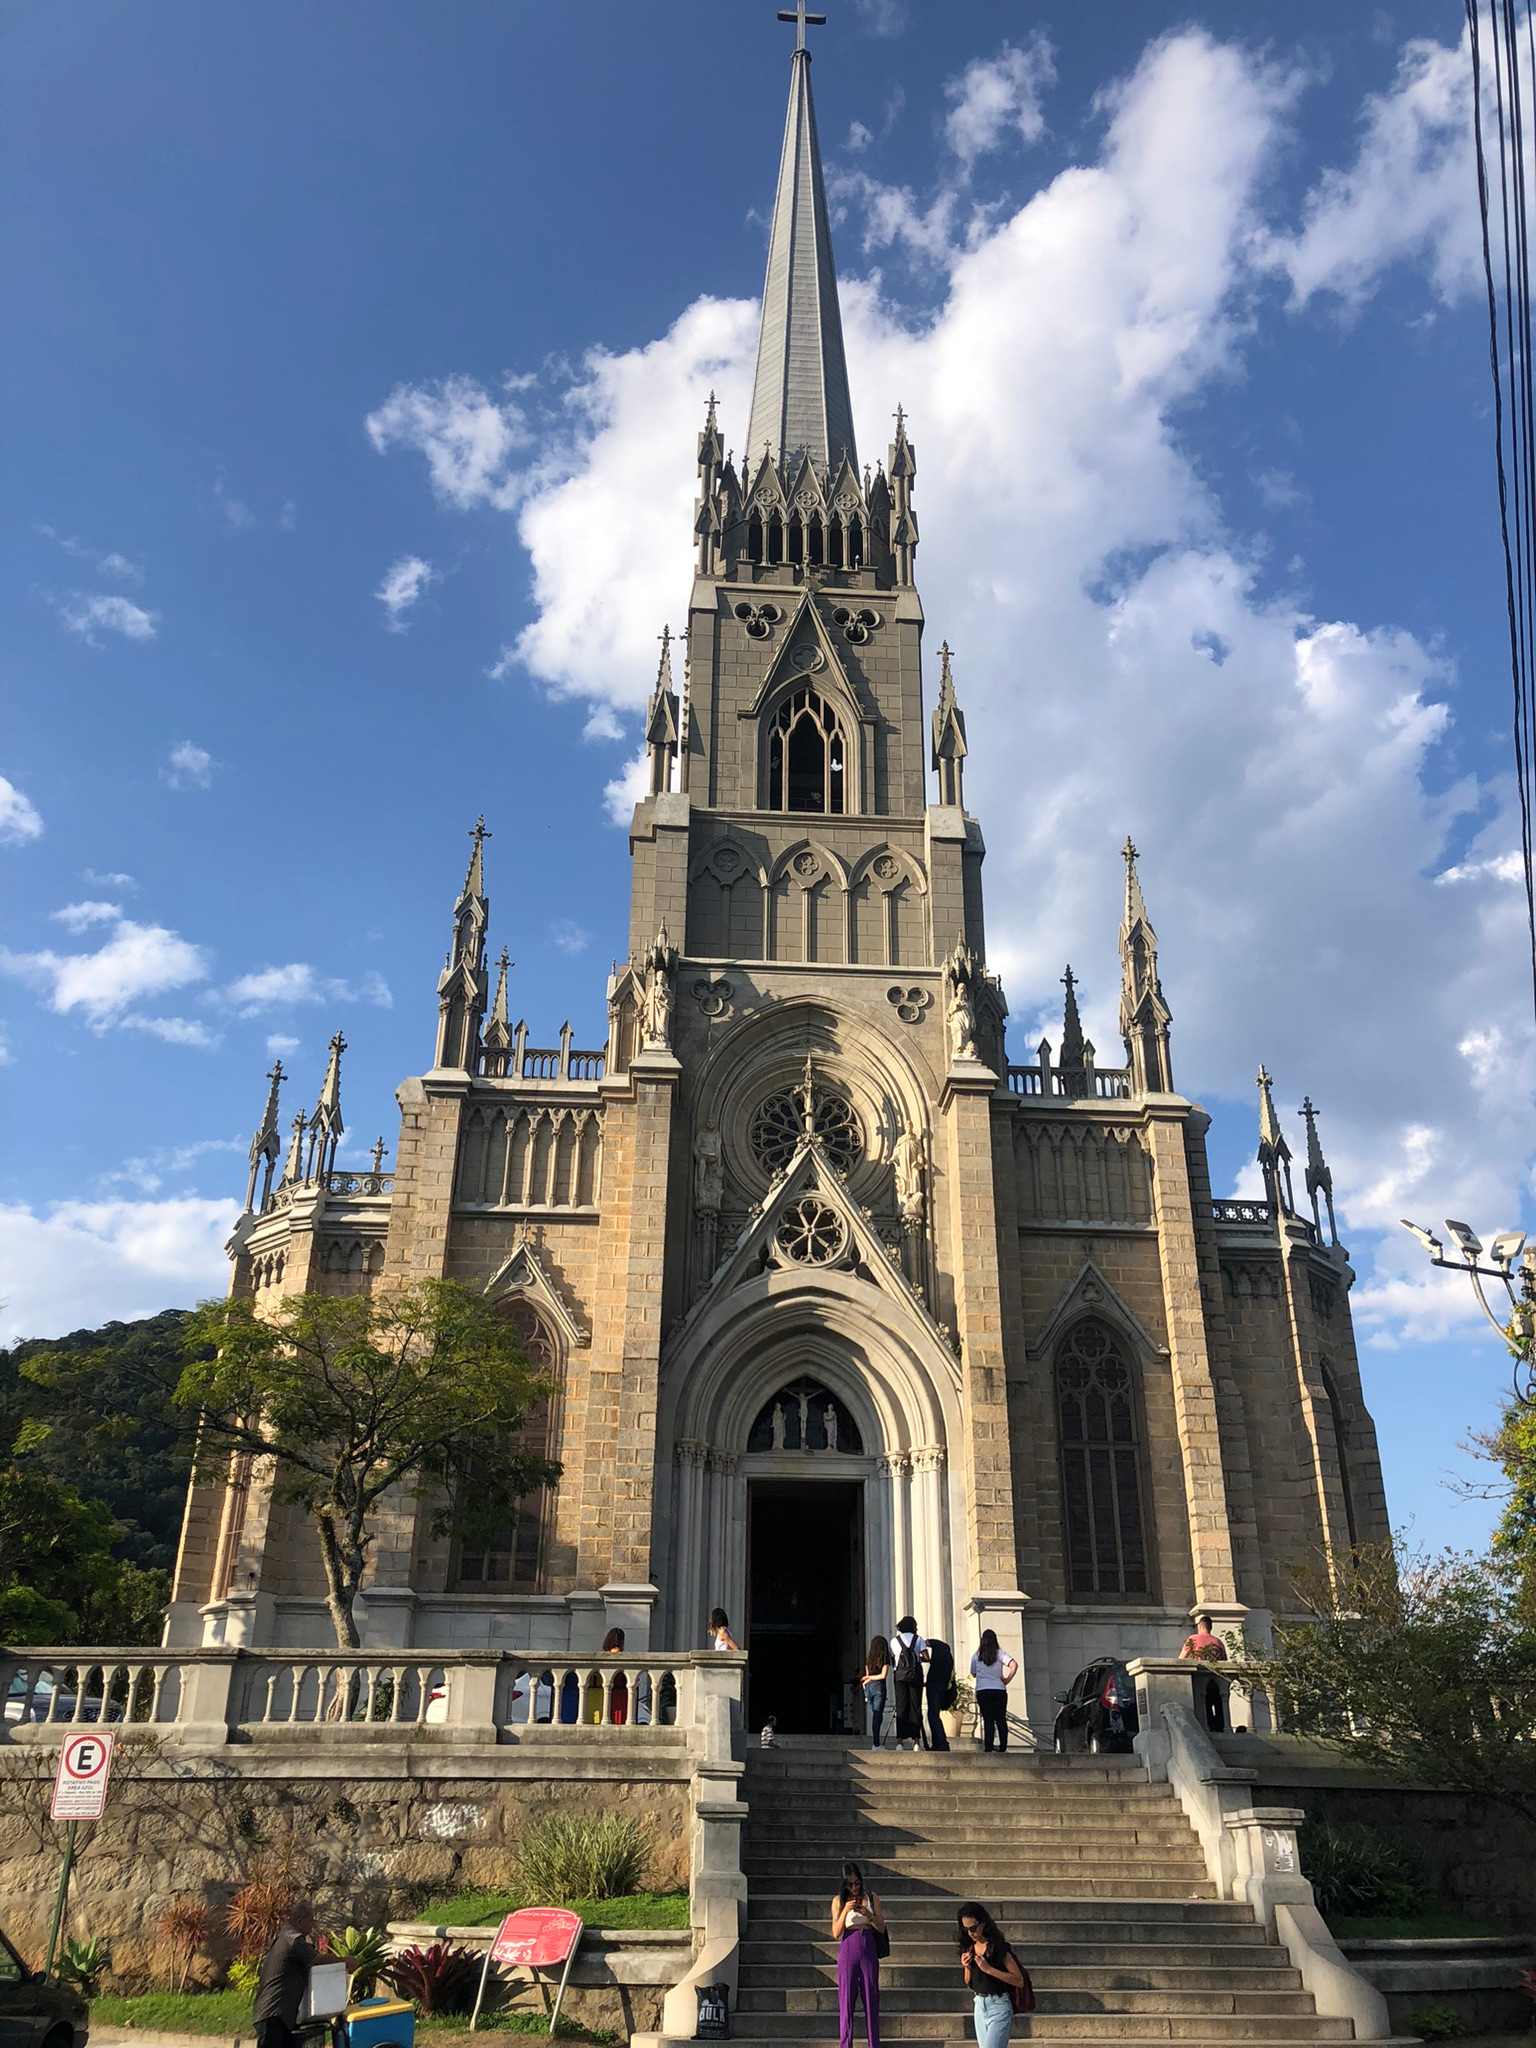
168,16,1390,1735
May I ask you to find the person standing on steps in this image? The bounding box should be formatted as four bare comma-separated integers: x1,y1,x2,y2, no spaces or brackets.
923,1634,955,1752
708,1606,739,1651
889,1614,928,1750
957,1901,1029,2046
832,1859,886,2048
970,1629,1019,1753
860,1634,892,1750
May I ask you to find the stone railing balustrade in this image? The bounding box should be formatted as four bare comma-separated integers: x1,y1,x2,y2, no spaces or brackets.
483,1020,607,1084
324,1170,395,1197
1212,1198,1276,1227
0,1647,726,1747
1007,1057,1132,1100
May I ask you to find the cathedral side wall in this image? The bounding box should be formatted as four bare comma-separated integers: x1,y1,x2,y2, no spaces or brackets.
1222,1262,1330,1612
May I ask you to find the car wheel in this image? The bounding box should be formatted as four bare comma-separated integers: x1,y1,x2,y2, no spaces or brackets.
41,2026,74,2048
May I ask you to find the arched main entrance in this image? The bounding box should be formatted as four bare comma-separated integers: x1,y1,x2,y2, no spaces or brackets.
658,1282,961,1731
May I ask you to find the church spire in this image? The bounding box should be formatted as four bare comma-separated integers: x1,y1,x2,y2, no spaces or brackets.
1118,836,1174,1094
645,626,681,795
887,404,918,586
242,1058,285,1214
1057,965,1089,1098
434,817,491,1072
1256,1064,1296,1216
483,948,513,1076
745,6,858,477
306,1030,347,1181
1299,1094,1339,1246
931,640,967,806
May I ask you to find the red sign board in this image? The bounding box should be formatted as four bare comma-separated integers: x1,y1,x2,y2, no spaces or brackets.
490,1908,582,1971
50,1731,116,1822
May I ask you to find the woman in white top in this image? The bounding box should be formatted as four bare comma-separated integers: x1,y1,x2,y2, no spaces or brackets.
831,1859,886,2046
708,1606,739,1652
970,1629,1019,1753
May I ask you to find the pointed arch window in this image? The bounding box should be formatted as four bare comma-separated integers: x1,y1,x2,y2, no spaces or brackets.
788,511,805,565
1319,1360,1359,1550
747,511,764,564
828,518,845,569
454,1298,560,1591
767,510,784,565
767,686,847,814
847,515,864,570
808,514,824,566
1056,1317,1153,1601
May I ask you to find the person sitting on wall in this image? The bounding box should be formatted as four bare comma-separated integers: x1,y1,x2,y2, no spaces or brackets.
1179,1613,1229,1662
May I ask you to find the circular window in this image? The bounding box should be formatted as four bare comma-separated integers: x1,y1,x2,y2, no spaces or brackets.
749,1085,863,1176
774,1196,848,1267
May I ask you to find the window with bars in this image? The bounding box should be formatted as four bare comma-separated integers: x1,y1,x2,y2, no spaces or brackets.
1056,1317,1153,1601
453,1298,559,1591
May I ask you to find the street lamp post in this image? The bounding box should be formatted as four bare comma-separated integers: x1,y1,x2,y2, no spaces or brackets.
1399,1217,1536,1402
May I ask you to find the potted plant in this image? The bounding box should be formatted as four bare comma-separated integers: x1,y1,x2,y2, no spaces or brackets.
941,1678,975,1743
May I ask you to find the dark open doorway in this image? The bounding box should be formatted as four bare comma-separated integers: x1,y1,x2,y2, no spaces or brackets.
746,1480,862,1733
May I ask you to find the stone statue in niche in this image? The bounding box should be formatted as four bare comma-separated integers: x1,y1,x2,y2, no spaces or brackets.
946,975,978,1062
797,1390,810,1449
693,1126,723,1214
771,1402,786,1450
642,924,676,1049
824,1402,838,1452
893,1127,926,1225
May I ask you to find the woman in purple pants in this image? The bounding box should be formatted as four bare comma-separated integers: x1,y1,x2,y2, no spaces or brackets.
831,1859,886,2048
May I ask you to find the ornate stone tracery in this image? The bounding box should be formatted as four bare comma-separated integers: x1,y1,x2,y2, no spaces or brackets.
749,1082,862,1176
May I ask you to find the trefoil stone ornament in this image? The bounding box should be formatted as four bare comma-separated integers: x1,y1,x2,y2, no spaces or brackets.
691,975,733,1019
886,983,931,1024
831,605,879,645
733,599,783,641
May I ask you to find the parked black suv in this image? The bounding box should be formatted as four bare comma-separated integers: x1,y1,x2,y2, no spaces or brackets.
0,1927,88,2047
1051,1657,1138,1755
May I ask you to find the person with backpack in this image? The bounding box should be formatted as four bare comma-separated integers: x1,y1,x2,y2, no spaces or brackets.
889,1615,928,1750
832,1859,887,2047
923,1635,956,1752
956,1901,1031,2045
970,1629,1019,1753
860,1634,892,1750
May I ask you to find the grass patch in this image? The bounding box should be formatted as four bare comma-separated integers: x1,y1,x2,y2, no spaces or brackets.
411,1887,689,1930
92,1989,249,2033
419,2017,618,2040
1330,1912,1506,1940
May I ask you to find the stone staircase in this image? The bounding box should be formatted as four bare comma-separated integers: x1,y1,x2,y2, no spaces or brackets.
734,1743,1351,2046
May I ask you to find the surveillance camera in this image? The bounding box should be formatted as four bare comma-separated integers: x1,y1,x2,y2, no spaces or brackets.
1445,1219,1484,1259
1399,1219,1444,1259
1490,1231,1527,1268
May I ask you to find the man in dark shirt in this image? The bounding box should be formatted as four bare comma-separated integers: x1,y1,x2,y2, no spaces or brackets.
924,1636,956,1752
253,1900,317,2048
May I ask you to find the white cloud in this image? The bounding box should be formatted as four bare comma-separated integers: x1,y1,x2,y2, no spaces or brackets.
487,645,517,682
163,740,214,790
846,120,874,154
119,1014,221,1049
0,1026,12,1068
38,526,143,581
603,747,651,828
1435,849,1525,886
265,1032,300,1055
106,1136,244,1196
0,776,43,845
853,0,907,35
84,867,136,890
1263,29,1479,309
219,962,393,1015
366,374,532,511
549,917,591,955
0,1196,240,1346
55,592,158,643
97,551,141,581
52,900,123,932
0,918,208,1028
215,471,255,530
944,35,1058,168
376,553,437,631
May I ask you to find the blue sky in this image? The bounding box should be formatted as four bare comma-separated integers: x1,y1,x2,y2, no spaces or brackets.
3,0,1530,1553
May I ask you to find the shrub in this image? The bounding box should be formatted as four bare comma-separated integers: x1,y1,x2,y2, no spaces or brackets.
224,1876,302,1963
1405,2006,1469,2041
381,1941,490,2016
516,1813,652,1904
1298,1820,1427,1922
156,1898,212,1992
56,1937,110,1997
227,1957,259,1999
323,1926,390,1998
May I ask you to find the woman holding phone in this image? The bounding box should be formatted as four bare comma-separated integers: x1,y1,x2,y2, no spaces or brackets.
831,1859,886,2047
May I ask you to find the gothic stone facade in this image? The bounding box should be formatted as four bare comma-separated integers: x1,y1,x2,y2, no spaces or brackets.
168,32,1389,1732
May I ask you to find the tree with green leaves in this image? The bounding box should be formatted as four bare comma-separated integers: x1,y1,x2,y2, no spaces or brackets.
1253,1538,1536,1827
29,1279,558,1649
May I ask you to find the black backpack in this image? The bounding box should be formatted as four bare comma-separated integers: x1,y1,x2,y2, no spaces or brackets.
892,1635,920,1683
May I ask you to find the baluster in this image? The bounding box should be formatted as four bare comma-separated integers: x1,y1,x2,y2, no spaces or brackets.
389,1666,406,1724
149,1663,167,1722
262,1669,279,1724
71,1667,90,1723
43,1668,63,1725
286,1664,306,1724
600,1667,615,1725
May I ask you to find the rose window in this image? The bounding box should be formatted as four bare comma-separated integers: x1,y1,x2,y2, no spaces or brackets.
749,1086,862,1176
775,1196,848,1267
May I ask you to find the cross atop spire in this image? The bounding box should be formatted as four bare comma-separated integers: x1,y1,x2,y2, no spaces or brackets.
931,640,968,804
242,1057,286,1213
1298,1094,1339,1246
776,0,827,52
746,2,857,476
464,814,491,899
1256,1063,1296,1216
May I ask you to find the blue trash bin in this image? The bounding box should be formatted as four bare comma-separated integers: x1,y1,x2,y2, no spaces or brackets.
343,1995,415,2048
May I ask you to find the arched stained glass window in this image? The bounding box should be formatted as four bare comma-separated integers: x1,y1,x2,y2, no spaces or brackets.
1056,1317,1152,1600
455,1299,559,1590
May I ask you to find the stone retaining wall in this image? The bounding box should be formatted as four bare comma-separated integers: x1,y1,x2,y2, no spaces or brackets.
0,1738,689,1990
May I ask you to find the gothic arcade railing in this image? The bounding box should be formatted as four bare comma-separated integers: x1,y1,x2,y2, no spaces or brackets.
1007,1062,1133,1100
481,1021,606,1084
1211,1198,1274,1228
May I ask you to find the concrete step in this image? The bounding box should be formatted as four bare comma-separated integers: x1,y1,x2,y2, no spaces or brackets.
715,2015,1354,2040
741,1943,1289,1970
749,1877,1218,1900
745,1859,1211,1883
740,1988,1324,2016
744,1840,1206,1863
745,1896,1254,1925
741,1965,1307,1993
747,1815,1197,1836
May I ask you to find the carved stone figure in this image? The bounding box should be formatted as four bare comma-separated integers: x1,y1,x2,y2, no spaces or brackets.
797,1390,810,1449
771,1402,786,1451
824,1402,838,1452
693,1126,723,1214
893,1126,925,1225
946,976,978,1062
643,943,675,1048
